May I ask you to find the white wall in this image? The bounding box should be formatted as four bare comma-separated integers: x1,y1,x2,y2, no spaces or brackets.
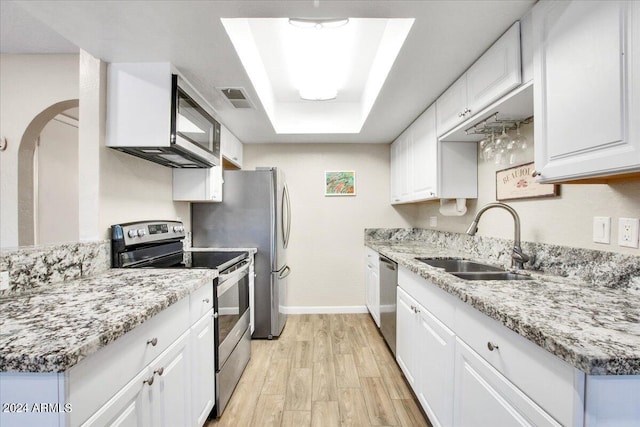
0,54,79,248
412,123,640,255
36,115,79,244
244,143,416,310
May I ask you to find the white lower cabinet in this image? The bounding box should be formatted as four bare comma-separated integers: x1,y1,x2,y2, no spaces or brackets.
84,332,192,427
397,287,455,427
364,248,380,327
396,266,580,427
191,311,215,426
453,338,560,427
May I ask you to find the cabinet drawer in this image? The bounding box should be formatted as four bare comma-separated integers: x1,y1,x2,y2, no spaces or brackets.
398,267,457,327
67,296,190,426
365,247,379,269
454,304,584,427
190,281,214,324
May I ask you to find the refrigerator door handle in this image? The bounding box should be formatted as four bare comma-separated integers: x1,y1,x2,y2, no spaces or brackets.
278,265,291,279
282,183,291,249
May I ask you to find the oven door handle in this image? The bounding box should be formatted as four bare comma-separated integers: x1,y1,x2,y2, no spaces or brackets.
218,260,250,284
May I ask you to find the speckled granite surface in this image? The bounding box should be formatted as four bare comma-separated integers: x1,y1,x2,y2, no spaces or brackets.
366,228,640,289
365,230,640,375
0,240,110,296
0,268,217,373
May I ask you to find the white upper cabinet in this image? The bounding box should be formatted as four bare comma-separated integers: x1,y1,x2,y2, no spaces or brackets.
221,124,243,169
390,105,477,205
435,77,468,137
533,0,640,182
437,22,522,137
173,166,223,202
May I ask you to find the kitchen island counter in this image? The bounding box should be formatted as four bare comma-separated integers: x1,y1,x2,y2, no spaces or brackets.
366,239,640,376
0,268,217,373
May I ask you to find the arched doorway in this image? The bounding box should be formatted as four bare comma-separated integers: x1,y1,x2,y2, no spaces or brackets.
17,99,79,246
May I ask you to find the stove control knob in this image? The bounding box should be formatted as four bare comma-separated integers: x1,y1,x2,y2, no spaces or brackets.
128,229,138,238
137,228,147,237
173,225,183,233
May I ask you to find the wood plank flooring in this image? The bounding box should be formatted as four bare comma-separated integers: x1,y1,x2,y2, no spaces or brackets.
206,314,432,427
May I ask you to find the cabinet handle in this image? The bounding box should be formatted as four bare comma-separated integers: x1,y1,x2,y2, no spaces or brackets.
531,170,541,178
458,112,465,118
213,312,219,319
414,307,420,314
487,342,499,351
465,108,471,115
203,298,210,303
143,375,155,386
154,367,164,376
147,337,158,346
233,157,238,161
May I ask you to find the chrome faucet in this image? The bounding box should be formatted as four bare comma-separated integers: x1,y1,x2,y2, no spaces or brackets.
466,202,530,270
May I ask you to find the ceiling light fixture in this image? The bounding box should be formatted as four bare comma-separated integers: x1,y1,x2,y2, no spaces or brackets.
286,17,351,101
288,18,349,30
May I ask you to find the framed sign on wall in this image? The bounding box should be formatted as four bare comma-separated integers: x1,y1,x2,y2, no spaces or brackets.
496,162,558,201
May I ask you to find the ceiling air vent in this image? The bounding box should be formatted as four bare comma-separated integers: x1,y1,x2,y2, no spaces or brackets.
219,87,254,109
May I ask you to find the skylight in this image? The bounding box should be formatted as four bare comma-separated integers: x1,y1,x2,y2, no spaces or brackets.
222,17,414,134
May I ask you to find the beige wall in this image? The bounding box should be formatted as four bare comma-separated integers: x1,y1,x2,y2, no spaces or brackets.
244,143,415,310
36,115,79,244
0,54,79,248
412,123,640,255
0,53,189,248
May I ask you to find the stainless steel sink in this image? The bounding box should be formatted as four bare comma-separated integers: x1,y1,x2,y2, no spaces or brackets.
415,258,504,273
451,272,532,281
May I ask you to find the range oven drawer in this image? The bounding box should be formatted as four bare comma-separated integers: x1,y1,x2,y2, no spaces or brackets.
216,326,251,417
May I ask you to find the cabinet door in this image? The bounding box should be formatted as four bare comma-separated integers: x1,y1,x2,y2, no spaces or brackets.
221,124,243,169
81,368,151,427
173,166,222,202
150,331,192,427
411,105,438,201
390,132,412,204
467,22,522,116
533,0,640,182
370,264,380,328
396,287,417,388
416,306,455,427
453,338,561,427
191,312,215,426
436,76,467,136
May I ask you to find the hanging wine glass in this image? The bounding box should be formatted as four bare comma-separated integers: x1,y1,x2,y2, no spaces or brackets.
482,132,496,161
479,135,491,161
513,122,528,152
494,126,509,165
506,125,518,164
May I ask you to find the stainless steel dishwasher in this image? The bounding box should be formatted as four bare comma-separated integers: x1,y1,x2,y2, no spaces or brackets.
379,255,398,355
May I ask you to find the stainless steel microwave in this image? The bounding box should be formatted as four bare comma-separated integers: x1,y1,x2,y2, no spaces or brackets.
106,63,221,168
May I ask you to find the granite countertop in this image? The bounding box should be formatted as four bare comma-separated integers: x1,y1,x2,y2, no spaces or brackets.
367,240,640,376
0,268,217,373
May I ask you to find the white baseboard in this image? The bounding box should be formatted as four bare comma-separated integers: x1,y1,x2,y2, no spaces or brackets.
282,305,368,314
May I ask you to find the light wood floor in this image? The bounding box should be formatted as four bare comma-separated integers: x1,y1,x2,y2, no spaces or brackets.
207,314,432,427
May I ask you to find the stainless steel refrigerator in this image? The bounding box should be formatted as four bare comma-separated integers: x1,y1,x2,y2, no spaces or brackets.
192,167,291,339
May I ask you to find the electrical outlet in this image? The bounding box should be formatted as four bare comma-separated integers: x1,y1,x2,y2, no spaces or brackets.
429,216,437,227
0,271,9,291
618,218,639,248
593,217,611,244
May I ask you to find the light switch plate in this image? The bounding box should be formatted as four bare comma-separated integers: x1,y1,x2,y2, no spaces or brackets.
593,217,610,244
618,218,639,248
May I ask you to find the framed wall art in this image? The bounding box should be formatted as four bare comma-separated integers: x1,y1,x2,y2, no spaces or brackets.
325,171,356,196
496,162,558,201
